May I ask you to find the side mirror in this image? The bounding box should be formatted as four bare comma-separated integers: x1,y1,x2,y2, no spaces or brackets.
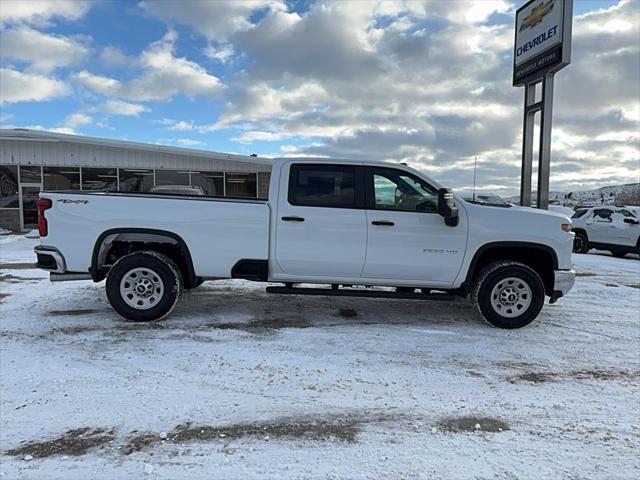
437,188,459,227
624,217,639,225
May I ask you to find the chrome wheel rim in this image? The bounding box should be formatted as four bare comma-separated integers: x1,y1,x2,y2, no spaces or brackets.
490,277,532,318
120,267,164,310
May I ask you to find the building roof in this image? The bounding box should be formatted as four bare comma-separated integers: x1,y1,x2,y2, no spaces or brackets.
0,129,273,171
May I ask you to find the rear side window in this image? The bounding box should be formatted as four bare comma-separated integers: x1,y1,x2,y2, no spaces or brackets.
289,164,357,208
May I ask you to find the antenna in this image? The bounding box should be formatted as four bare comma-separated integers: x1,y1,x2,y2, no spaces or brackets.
472,156,478,202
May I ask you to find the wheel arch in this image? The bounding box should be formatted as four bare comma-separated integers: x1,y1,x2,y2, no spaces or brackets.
90,228,197,288
460,242,558,297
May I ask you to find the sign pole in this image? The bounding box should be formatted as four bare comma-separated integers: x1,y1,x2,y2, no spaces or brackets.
537,72,555,209
513,0,572,209
520,82,536,207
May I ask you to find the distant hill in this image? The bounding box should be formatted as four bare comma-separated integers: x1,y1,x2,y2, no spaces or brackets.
506,183,640,207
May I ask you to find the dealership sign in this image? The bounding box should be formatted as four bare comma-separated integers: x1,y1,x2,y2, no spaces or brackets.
513,0,572,86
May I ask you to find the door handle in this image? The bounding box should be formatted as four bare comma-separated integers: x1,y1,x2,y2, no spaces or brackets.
282,216,305,222
371,220,395,226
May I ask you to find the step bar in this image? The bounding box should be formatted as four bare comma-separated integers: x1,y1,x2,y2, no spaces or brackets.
266,285,455,301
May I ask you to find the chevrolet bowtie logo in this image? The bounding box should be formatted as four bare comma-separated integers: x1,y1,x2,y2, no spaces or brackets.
520,0,555,31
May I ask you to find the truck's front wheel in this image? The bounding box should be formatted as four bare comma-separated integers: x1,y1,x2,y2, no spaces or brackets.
471,261,545,329
106,251,183,321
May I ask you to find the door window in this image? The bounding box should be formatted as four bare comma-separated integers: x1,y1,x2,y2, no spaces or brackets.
289,164,357,208
369,168,438,212
593,209,613,221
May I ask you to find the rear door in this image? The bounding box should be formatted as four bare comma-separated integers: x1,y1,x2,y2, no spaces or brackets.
361,166,466,285
274,163,367,277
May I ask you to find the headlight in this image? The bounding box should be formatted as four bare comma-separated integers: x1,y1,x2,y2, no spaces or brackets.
561,223,571,232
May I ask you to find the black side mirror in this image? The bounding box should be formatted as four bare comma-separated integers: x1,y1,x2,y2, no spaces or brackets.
624,217,639,225
437,188,459,227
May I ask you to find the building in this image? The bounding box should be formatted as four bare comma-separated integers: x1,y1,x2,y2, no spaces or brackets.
0,129,272,231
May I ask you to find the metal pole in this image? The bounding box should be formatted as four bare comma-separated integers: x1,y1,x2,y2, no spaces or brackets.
520,82,536,206
537,72,555,210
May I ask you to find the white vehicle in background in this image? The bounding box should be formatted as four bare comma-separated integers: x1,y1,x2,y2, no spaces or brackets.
34,158,576,329
571,206,640,257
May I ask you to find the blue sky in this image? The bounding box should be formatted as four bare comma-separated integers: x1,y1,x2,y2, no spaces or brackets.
1,0,637,195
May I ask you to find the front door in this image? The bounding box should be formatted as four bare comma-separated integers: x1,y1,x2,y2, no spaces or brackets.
274,163,367,278
361,167,466,285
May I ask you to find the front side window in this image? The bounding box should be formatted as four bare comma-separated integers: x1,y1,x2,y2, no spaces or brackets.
289,165,356,208
370,168,437,212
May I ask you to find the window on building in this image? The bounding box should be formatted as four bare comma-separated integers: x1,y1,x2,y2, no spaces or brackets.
43,167,80,190
0,165,19,208
257,172,271,199
119,169,154,192
81,168,118,191
191,171,224,196
288,165,355,208
155,170,189,186
19,166,41,184
225,172,257,198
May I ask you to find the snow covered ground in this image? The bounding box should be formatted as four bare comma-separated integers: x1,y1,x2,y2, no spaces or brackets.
1,235,639,480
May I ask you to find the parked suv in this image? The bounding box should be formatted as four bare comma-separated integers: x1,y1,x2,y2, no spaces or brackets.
572,206,640,257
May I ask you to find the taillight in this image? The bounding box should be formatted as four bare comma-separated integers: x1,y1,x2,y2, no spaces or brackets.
37,198,52,237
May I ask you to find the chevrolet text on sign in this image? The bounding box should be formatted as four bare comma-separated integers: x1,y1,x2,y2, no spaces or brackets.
513,0,572,86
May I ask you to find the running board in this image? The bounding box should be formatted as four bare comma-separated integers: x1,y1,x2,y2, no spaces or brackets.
266,286,455,301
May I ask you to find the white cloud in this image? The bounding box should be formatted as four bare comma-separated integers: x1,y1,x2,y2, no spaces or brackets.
203,43,235,63
99,46,132,67
72,31,224,102
72,71,122,96
0,68,69,103
0,26,90,73
139,0,286,41
100,100,150,117
176,138,205,146
64,112,92,127
0,0,91,26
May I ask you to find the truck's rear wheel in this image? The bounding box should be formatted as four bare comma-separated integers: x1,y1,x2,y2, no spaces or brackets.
471,261,545,329
106,251,182,321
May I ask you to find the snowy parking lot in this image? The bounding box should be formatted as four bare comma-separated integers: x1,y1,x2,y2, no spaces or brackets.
1,235,639,479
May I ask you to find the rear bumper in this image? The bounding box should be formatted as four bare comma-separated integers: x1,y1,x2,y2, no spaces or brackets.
34,246,66,273
550,268,575,302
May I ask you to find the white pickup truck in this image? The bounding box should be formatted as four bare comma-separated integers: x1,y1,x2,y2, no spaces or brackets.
34,158,575,329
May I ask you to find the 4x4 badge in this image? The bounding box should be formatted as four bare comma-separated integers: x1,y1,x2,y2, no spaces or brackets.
57,199,88,204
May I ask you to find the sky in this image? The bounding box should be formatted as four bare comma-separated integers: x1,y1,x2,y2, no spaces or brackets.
0,0,638,196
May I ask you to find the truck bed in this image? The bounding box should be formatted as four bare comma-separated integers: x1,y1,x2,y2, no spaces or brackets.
39,191,270,278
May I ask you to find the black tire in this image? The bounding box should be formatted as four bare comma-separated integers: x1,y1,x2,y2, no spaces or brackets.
106,251,183,321
573,231,589,254
185,277,204,290
471,261,545,329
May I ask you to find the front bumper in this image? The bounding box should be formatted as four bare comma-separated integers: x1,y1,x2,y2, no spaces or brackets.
550,268,576,303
